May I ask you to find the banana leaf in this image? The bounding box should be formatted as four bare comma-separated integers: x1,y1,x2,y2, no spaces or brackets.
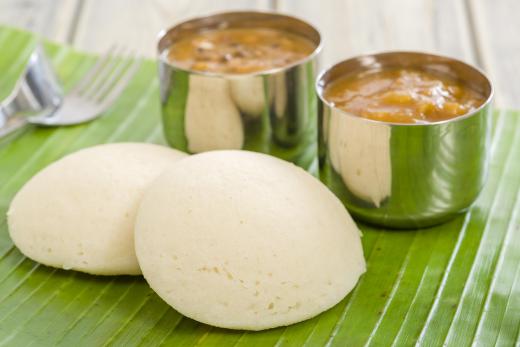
0,26,519,346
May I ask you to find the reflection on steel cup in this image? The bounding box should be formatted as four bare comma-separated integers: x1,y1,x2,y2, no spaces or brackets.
157,11,322,169
317,52,494,228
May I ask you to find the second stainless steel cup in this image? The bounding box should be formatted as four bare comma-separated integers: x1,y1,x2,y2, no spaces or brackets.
317,52,493,228
158,12,321,168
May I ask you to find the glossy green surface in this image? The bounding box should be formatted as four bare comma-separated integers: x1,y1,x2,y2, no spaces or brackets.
0,26,519,346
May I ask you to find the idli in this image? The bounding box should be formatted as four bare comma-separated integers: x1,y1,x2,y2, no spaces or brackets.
135,150,365,330
7,143,186,275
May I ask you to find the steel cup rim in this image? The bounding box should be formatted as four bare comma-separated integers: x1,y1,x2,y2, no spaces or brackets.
156,10,322,78
315,50,494,127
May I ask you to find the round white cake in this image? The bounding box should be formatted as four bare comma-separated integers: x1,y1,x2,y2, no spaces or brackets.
7,143,186,275
135,150,365,330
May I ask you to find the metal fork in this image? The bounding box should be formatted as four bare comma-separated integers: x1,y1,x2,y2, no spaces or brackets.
0,47,141,138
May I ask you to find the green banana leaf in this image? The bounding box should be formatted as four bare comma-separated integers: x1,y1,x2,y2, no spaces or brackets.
0,26,519,346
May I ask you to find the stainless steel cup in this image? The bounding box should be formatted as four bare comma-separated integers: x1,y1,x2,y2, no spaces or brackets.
317,52,493,228
157,12,321,168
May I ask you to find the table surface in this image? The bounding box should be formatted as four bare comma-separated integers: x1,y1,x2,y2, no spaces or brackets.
0,0,518,109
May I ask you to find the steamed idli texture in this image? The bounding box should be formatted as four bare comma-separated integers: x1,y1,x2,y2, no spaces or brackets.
7,143,186,275
135,150,365,330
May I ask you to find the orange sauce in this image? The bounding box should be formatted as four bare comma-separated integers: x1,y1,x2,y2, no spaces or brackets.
323,68,485,124
167,28,316,74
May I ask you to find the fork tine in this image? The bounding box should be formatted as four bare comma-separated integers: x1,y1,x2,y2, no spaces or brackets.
89,52,136,102
69,45,119,94
97,57,141,107
80,46,129,97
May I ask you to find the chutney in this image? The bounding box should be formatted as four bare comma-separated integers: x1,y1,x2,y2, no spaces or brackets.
323,68,485,124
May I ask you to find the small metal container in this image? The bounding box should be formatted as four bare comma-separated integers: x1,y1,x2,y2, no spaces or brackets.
157,12,321,168
317,52,493,228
